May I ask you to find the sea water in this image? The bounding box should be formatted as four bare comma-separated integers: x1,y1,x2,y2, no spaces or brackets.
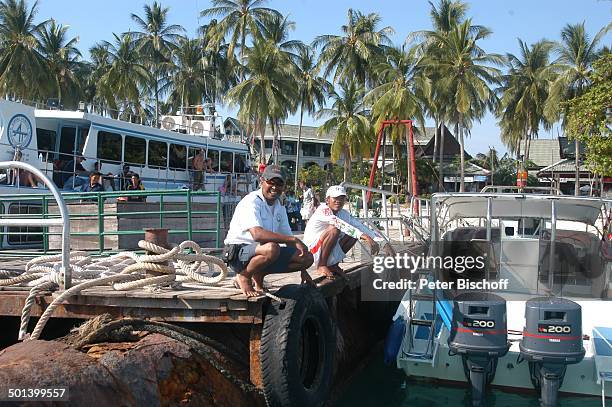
334,349,601,407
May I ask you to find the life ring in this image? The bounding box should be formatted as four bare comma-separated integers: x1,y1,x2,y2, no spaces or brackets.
260,284,335,407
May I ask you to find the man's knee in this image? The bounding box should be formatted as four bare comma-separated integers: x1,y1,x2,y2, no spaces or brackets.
260,242,281,261
302,251,314,268
323,225,341,239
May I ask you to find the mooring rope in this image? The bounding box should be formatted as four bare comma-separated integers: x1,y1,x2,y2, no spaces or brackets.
7,240,229,340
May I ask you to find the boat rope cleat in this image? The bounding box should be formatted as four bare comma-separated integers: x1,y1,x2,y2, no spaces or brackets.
448,292,509,406
519,297,585,407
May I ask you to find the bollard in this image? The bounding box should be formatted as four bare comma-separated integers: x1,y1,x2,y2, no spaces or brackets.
144,228,170,276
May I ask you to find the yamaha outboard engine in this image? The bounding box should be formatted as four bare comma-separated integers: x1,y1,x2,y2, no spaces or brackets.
448,292,509,406
520,297,585,407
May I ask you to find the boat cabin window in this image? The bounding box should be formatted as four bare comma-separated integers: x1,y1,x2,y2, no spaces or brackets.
234,154,248,173
220,151,233,172
207,149,219,172
97,130,122,163
59,127,77,161
36,128,56,161
124,136,146,165
169,144,187,171
148,140,167,168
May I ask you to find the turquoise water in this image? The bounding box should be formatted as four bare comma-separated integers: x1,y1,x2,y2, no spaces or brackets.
335,350,602,407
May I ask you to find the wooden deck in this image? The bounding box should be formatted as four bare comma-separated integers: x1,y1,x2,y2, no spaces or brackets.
0,238,425,324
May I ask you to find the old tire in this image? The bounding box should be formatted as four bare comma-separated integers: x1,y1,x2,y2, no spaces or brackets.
261,284,335,407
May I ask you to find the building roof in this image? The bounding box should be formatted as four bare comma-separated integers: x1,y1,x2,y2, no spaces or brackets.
518,138,562,169
538,158,591,175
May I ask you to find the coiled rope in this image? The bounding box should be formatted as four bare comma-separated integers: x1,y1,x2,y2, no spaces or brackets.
7,240,230,340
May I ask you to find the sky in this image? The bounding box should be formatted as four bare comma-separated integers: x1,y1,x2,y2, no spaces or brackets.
34,0,612,156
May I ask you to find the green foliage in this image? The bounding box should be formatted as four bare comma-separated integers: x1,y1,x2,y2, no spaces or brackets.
565,54,612,175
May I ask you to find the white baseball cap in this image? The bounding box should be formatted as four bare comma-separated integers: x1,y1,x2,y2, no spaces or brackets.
326,185,347,198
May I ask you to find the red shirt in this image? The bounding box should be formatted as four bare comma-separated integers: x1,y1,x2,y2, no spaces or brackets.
258,163,266,174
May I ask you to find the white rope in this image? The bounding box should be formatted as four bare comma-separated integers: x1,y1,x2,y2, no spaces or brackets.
7,240,230,340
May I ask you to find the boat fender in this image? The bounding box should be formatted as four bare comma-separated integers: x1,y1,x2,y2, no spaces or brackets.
383,316,405,365
260,284,335,407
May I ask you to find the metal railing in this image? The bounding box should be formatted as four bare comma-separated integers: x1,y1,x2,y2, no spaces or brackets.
0,161,72,288
480,185,563,195
0,189,223,257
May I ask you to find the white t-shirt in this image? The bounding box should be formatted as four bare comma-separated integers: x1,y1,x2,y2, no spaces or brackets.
224,189,293,245
303,203,377,249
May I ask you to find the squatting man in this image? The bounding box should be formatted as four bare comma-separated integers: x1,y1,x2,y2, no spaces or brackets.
303,185,380,279
223,165,314,297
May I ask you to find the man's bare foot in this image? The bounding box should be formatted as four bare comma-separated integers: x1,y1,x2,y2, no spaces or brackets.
330,264,347,279
236,274,258,297
252,272,267,293
317,265,336,280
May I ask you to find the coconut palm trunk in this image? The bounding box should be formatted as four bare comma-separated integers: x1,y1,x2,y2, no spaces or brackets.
343,145,351,182
294,106,304,187
459,122,465,192
432,118,439,165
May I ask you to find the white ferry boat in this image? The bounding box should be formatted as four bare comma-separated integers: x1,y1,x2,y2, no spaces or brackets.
391,193,611,405
0,99,253,197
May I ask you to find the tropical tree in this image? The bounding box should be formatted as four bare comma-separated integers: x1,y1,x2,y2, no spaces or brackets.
258,12,305,61
367,45,429,191
313,8,393,86
498,40,556,170
316,79,372,181
85,43,115,114
226,39,298,164
545,22,610,195
424,20,502,191
37,19,82,107
130,1,184,125
294,46,330,186
0,0,48,100
409,0,472,188
101,33,151,121
201,0,280,80
198,19,237,106
166,38,209,112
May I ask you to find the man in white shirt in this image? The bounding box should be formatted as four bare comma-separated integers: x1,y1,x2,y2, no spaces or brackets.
304,185,380,279
224,165,314,296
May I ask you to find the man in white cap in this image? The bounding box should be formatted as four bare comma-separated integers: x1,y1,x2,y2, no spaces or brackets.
303,185,379,279
224,165,314,296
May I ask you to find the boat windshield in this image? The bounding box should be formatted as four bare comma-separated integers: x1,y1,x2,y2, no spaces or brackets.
429,194,611,300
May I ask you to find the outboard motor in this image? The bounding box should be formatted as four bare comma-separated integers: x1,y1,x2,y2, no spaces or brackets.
448,292,509,406
519,297,585,407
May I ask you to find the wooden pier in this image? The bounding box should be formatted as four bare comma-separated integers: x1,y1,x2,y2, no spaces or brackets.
0,237,425,406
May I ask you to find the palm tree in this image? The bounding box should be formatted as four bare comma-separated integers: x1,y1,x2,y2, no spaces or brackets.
166,38,209,112
424,20,502,191
409,0,472,188
37,19,82,107
201,0,280,80
198,19,238,106
545,22,610,195
86,43,115,114
0,0,48,100
316,79,372,181
294,46,330,186
226,39,297,164
313,8,393,86
101,33,151,121
367,45,429,191
130,1,184,126
498,40,556,170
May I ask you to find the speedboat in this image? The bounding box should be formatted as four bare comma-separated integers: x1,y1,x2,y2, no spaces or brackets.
391,193,611,405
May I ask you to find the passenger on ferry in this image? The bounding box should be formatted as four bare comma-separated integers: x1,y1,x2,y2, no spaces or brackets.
205,157,214,173
82,172,104,193
126,173,146,202
61,155,88,189
94,162,117,191
303,185,379,280
192,149,204,190
117,164,132,190
224,165,314,297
